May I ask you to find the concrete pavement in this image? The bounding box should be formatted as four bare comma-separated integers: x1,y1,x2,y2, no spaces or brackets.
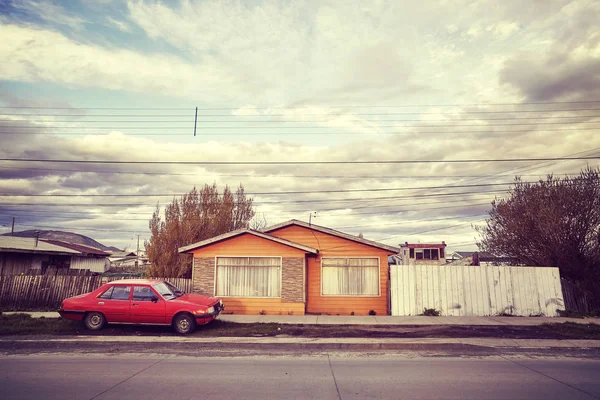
6,311,600,326
2,355,600,399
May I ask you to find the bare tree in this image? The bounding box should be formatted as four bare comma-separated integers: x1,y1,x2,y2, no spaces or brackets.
477,167,600,299
146,184,255,277
250,213,269,231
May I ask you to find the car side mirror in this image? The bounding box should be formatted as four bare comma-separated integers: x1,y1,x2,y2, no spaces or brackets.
151,296,159,303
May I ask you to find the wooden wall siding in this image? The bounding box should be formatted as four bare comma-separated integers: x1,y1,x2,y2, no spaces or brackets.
187,233,309,315
0,253,43,275
221,298,304,315
390,264,566,316
269,225,390,315
188,232,307,258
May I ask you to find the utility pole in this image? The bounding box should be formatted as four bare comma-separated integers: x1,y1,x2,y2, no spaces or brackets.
136,235,140,268
11,217,15,236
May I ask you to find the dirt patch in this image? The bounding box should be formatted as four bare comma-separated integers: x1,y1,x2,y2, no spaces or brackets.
2,314,600,340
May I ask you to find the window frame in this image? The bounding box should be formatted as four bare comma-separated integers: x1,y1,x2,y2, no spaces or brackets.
132,285,161,302
320,256,381,297
213,256,283,298
97,285,131,301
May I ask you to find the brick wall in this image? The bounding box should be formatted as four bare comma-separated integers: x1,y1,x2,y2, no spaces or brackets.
281,257,304,303
192,257,215,295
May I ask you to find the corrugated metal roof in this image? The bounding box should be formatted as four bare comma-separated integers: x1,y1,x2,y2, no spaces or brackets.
0,236,80,255
41,240,109,256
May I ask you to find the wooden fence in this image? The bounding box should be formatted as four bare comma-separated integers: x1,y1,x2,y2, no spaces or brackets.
561,279,599,314
390,264,565,316
0,275,193,310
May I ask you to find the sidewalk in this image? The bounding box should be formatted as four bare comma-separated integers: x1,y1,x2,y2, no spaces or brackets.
5,312,600,326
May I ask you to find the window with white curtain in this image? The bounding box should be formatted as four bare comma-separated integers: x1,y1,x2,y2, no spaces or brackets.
321,258,379,296
216,257,281,298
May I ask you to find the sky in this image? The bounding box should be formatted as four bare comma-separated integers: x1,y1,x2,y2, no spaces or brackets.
0,0,599,252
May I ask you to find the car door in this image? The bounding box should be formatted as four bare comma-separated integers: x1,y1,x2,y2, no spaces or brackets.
96,285,132,323
130,285,166,324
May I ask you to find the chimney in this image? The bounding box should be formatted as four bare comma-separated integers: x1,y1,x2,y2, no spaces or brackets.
34,230,40,247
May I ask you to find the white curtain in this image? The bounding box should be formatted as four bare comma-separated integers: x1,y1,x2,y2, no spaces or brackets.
216,257,281,297
322,258,379,296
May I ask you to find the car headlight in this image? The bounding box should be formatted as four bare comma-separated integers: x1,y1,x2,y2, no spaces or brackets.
193,309,206,315
207,306,215,314
219,299,223,306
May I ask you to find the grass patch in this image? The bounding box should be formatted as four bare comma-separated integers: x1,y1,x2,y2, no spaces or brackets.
0,314,82,335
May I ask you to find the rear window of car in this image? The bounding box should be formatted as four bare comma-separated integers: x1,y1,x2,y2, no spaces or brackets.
99,285,131,300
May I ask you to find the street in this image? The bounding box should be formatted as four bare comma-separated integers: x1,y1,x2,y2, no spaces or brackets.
1,354,599,400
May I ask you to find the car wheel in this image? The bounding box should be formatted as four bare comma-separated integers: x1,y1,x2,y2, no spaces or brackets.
173,313,196,334
84,312,106,331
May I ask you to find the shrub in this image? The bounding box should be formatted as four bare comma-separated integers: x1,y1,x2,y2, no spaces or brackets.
422,308,440,316
368,310,377,316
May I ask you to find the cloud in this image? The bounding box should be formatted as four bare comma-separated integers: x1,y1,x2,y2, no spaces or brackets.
9,0,89,30
498,1,600,102
105,17,131,33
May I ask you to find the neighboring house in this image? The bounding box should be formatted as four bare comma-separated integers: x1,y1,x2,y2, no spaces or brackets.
179,219,400,316
0,236,110,275
446,251,474,263
41,240,110,273
398,242,447,265
445,251,519,266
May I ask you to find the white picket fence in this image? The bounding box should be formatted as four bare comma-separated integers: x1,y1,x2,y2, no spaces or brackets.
390,264,565,316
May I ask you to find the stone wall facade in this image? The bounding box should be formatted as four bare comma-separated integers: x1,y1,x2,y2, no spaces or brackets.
192,257,215,295
281,257,304,303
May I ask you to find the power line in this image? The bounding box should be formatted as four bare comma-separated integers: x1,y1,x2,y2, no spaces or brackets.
1,156,598,165
6,115,600,123
1,100,599,110
0,190,506,208
0,165,582,178
0,181,524,197
3,127,598,136
3,121,599,129
3,108,600,118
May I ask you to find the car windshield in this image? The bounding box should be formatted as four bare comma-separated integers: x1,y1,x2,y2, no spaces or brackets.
152,282,185,300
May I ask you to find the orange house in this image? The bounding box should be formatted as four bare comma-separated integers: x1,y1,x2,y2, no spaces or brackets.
179,220,400,316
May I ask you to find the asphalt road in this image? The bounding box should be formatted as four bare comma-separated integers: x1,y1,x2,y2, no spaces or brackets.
1,355,600,400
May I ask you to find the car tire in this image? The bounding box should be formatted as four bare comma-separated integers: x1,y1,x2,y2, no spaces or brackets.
173,313,196,335
84,312,106,331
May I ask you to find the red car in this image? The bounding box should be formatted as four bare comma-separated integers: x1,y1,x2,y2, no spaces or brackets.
59,279,223,334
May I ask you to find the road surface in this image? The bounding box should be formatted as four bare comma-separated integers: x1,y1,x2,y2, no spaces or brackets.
1,354,599,399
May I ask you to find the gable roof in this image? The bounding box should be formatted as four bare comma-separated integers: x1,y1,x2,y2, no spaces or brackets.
263,219,401,253
400,242,447,249
178,229,319,254
41,240,109,256
0,236,81,255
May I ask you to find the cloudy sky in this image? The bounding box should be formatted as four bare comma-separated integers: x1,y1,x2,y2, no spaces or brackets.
0,0,599,252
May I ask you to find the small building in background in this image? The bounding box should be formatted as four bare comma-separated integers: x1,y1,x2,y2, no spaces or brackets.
0,236,110,275
398,242,447,265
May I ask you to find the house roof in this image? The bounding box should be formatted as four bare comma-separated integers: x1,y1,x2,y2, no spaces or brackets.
0,236,81,255
109,251,137,258
41,240,109,256
400,242,447,249
263,219,401,253
178,229,319,254
451,251,475,258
